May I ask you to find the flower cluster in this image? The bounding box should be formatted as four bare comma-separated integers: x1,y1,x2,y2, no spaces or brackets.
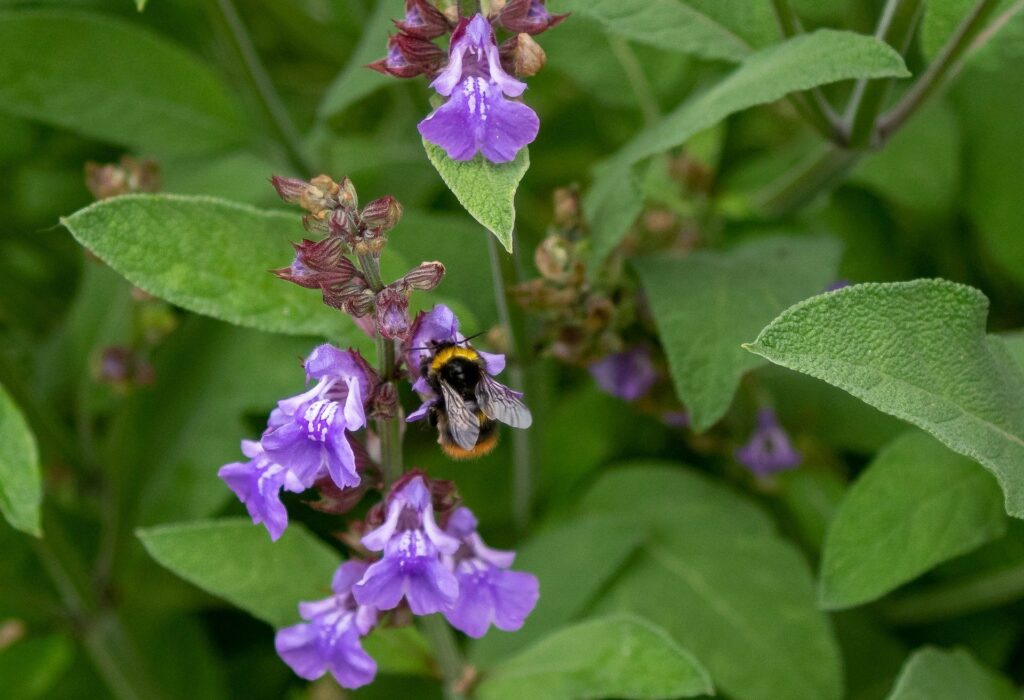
270,174,445,340
371,1,565,163
218,176,539,691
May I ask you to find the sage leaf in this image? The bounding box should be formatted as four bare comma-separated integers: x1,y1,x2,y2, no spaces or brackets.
634,235,841,432
62,194,358,339
423,141,529,253
747,280,1024,518
476,615,713,700
820,431,1006,610
0,383,42,537
885,647,1018,700
0,11,248,155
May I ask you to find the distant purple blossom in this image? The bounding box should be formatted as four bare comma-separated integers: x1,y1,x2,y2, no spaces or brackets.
588,347,658,402
826,279,851,291
262,345,372,490
418,14,539,163
353,476,460,615
442,507,539,638
735,408,801,476
275,561,379,689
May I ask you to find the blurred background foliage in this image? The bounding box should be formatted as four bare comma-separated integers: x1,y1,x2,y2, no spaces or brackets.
1,0,1024,698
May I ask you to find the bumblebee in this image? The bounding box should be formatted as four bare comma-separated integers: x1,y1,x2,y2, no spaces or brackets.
421,341,532,459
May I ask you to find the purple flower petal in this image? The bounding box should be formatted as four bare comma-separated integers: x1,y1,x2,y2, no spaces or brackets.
735,408,802,476
589,347,658,402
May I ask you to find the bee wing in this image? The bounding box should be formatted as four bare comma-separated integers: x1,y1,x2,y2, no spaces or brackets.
439,380,480,450
476,373,532,429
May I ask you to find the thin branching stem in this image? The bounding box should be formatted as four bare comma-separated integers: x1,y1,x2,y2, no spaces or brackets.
608,36,660,125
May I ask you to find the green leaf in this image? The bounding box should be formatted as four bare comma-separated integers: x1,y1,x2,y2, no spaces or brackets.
634,235,841,431
0,11,247,155
0,382,42,537
0,633,74,699
819,431,1007,610
137,518,341,628
316,0,396,120
746,280,1024,517
476,615,713,700
885,647,1018,700
471,515,647,667
582,463,843,700
554,0,754,62
585,30,909,261
423,141,529,253
62,194,358,339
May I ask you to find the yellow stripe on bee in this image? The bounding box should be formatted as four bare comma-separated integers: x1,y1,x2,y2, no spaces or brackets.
429,345,481,372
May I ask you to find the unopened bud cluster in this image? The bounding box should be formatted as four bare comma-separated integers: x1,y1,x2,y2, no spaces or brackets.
271,174,444,340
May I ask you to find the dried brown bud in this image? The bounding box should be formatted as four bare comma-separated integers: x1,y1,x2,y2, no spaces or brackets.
401,261,446,291
85,156,160,200
552,187,580,228
361,195,403,233
534,235,572,282
510,33,546,77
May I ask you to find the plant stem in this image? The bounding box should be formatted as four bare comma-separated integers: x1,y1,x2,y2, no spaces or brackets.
769,0,846,144
876,0,1000,143
486,235,532,532
755,146,860,217
420,615,467,700
842,0,924,147
213,0,316,174
608,36,660,125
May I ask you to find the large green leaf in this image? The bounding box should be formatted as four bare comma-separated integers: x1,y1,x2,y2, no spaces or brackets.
554,0,753,62
581,464,842,700
476,615,713,700
0,382,42,537
138,518,341,628
746,280,1024,517
820,431,1007,610
62,194,358,338
423,141,529,253
885,647,1018,700
0,11,248,155
471,515,647,666
634,235,841,431
585,29,908,262
316,0,397,120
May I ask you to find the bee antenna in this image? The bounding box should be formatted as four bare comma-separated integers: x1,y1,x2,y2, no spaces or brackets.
459,330,488,344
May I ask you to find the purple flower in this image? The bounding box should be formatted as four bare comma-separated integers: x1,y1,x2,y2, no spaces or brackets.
588,347,658,402
418,14,539,163
353,476,460,615
735,408,802,477
262,345,374,490
826,279,851,292
218,440,306,541
275,561,379,689
442,507,539,638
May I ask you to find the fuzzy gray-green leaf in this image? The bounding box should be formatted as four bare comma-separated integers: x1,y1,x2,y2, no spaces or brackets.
423,141,529,253
747,280,1024,518
0,383,42,537
885,647,1018,700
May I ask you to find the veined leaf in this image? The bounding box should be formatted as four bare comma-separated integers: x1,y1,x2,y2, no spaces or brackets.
423,141,529,253
0,11,248,155
585,30,909,263
138,518,340,628
747,280,1024,518
885,647,1018,700
820,431,1006,610
634,235,841,432
62,194,359,339
581,464,842,700
476,615,713,700
0,383,42,537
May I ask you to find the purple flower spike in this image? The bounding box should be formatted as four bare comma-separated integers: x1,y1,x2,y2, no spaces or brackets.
735,408,802,477
442,507,539,638
262,345,373,490
353,476,460,615
418,14,539,163
588,347,658,402
218,440,305,541
275,561,379,690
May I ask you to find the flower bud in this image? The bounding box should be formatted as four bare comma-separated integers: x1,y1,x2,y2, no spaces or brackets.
401,261,445,291
270,175,309,205
393,32,447,74
361,196,403,233
374,286,411,340
503,33,546,77
293,237,347,273
496,0,567,34
368,36,421,79
534,235,571,282
85,157,160,200
328,208,358,241
338,176,359,209
370,382,399,420
394,0,450,39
